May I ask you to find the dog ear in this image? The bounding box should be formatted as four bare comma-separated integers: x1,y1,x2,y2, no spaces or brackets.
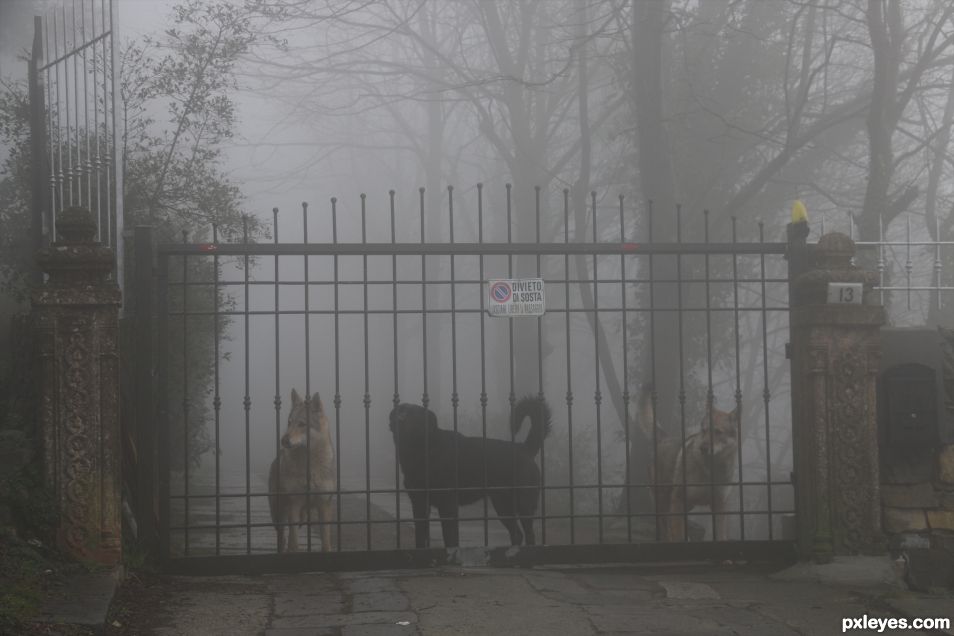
291,388,302,408
311,392,324,414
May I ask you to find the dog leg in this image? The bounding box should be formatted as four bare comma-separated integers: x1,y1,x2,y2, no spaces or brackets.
286,504,300,552
519,517,535,546
436,500,460,548
490,494,524,546
276,498,287,553
668,489,687,542
409,493,431,549
317,494,334,552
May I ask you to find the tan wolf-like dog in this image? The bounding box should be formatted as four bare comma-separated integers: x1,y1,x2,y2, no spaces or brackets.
268,389,337,552
638,384,739,542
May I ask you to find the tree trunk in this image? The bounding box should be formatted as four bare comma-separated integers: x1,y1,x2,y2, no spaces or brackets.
628,0,678,514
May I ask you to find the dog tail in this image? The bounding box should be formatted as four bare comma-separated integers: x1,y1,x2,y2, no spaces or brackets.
512,395,551,456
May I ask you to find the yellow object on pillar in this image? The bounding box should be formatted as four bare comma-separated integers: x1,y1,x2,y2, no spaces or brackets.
791,200,808,224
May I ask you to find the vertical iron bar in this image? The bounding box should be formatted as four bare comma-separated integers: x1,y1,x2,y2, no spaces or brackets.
45,11,56,242
110,0,124,286
82,0,92,218
157,252,171,562
92,0,102,240
676,204,688,542
133,226,156,555
935,215,942,312
535,185,546,544
101,0,110,245
304,201,314,553
419,187,430,539
242,217,252,554
362,194,372,551
72,0,80,204
54,9,63,226
647,201,659,541
506,184,516,546
878,216,886,306
448,186,461,539
506,183,515,430
310,198,322,552
390,190,401,548
28,16,48,274
212,223,221,555
477,183,489,545
180,231,190,555
905,214,912,311
703,210,716,540
759,221,773,539
272,209,281,553
563,188,575,544
330,199,342,552
62,5,72,206
731,218,745,540
419,187,429,412
591,191,603,543
618,194,631,542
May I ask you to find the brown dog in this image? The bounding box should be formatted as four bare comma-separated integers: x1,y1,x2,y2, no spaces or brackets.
268,389,337,552
638,385,739,541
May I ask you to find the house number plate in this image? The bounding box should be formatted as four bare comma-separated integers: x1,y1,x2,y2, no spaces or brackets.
827,282,863,304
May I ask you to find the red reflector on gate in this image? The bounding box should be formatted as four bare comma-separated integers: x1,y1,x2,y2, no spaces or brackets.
622,243,640,252
198,244,218,252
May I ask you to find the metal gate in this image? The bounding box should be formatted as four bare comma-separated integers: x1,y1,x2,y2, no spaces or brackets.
28,0,123,279
147,186,797,574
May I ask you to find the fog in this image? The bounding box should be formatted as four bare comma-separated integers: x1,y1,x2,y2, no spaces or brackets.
4,0,953,553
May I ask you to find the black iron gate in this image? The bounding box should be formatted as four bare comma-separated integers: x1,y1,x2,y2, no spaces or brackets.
28,0,123,276
146,186,797,574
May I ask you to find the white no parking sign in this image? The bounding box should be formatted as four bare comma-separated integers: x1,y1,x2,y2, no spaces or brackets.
487,278,546,317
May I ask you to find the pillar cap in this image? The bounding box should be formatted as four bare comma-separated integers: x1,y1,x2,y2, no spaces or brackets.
34,207,116,289
791,232,879,306
56,206,98,244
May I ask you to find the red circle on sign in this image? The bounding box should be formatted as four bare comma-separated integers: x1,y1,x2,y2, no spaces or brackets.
490,282,512,303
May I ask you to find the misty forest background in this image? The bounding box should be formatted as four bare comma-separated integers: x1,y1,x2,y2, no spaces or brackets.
1,0,953,547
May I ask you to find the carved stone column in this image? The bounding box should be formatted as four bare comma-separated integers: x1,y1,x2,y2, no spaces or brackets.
32,207,122,565
790,232,886,563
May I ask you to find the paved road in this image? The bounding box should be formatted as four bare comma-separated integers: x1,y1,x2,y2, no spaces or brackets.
112,561,953,636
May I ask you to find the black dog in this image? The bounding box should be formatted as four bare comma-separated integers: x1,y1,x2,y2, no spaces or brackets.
389,396,551,548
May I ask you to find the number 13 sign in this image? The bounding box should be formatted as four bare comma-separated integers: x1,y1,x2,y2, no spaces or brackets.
827,282,863,304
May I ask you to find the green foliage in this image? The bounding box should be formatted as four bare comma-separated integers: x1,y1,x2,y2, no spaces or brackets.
0,532,48,631
0,466,58,547
121,0,260,241
0,81,33,304
1,0,265,470
121,0,264,468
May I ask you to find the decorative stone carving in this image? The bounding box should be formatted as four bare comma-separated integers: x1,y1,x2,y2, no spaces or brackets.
31,207,122,565
790,231,886,562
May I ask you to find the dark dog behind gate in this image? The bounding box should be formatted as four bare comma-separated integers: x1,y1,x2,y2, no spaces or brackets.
388,396,551,548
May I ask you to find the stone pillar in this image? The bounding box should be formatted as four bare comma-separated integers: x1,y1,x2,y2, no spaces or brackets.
790,232,886,563
32,207,122,565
